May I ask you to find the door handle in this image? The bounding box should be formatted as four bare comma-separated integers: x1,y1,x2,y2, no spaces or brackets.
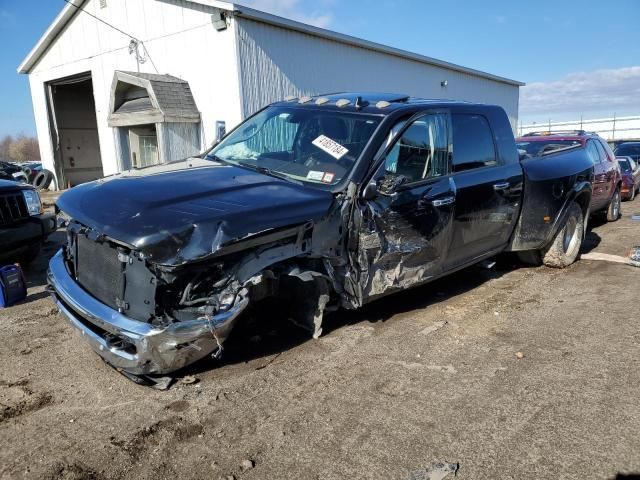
493,182,510,191
431,196,455,207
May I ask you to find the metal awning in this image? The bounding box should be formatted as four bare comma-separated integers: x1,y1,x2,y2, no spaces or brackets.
107,71,201,127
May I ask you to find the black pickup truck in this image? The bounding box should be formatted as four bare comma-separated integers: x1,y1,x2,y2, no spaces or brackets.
48,93,594,379
0,179,56,265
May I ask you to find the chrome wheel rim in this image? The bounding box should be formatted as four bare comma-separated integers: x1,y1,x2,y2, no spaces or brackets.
613,192,620,218
562,215,579,253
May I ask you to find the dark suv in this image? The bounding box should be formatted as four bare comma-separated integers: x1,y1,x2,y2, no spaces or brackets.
614,142,640,163
0,179,56,265
517,131,622,221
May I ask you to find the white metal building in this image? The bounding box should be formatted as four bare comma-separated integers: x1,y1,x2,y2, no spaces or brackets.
19,0,523,189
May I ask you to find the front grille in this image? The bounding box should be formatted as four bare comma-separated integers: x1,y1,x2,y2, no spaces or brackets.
75,234,124,311
0,193,28,225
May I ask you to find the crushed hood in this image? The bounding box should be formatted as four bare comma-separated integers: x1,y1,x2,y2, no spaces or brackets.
57,159,334,265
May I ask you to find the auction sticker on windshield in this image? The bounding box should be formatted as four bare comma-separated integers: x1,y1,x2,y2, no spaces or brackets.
312,135,349,160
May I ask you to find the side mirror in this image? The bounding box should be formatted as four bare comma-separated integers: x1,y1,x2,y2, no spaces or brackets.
362,181,379,200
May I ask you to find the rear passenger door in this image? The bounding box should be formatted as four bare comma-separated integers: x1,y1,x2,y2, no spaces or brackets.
445,113,522,270
587,140,608,210
594,140,616,201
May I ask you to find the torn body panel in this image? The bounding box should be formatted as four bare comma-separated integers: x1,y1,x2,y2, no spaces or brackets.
351,178,455,302
509,147,594,251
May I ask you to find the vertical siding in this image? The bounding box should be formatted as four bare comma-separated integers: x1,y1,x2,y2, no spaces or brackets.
236,19,519,128
157,122,201,162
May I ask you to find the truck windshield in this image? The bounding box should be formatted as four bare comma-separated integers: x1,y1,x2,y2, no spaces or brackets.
206,106,381,186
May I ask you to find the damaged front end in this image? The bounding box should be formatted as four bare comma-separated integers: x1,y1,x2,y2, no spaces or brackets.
48,212,344,376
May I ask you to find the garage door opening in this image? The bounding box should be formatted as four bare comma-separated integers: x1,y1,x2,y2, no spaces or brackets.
46,73,104,188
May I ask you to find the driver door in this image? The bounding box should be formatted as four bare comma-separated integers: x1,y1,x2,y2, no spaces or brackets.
355,112,455,301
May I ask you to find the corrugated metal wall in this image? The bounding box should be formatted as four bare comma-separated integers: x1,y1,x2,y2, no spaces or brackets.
236,19,520,128
157,122,201,163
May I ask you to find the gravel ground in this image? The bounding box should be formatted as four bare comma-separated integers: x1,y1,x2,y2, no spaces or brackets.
1,200,640,480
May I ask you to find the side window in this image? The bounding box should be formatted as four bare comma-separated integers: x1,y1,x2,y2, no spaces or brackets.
594,140,608,163
451,114,497,172
585,140,601,164
381,114,449,184
599,140,615,162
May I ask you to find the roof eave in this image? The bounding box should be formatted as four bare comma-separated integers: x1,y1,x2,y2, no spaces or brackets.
17,0,87,74
18,0,525,88
223,2,525,87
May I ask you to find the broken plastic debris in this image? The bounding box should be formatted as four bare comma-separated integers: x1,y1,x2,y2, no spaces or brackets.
515,351,525,359
478,259,496,269
631,214,640,221
409,462,459,480
581,251,640,267
181,375,198,385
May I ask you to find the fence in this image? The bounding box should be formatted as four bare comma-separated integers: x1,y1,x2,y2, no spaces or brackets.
518,115,640,140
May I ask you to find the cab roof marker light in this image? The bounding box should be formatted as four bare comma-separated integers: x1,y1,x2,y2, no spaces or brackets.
376,100,391,109
336,99,351,107
284,95,297,102
298,96,312,104
315,97,329,105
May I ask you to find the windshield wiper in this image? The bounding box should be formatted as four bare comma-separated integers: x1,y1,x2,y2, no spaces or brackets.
205,153,227,164
236,161,303,185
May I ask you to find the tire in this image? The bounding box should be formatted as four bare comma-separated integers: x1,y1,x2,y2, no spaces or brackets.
33,170,53,190
606,188,621,222
630,187,636,202
540,202,584,268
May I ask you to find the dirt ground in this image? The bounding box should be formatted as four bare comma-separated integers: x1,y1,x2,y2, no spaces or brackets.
1,200,640,480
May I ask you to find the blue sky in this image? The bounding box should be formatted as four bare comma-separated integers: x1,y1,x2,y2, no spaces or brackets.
1,0,639,136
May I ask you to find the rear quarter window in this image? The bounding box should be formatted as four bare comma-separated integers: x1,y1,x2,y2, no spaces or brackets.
452,114,496,172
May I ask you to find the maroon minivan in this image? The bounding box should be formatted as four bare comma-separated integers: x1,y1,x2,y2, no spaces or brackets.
517,131,622,221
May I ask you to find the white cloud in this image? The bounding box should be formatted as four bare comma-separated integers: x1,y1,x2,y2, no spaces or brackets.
520,66,640,117
241,0,334,28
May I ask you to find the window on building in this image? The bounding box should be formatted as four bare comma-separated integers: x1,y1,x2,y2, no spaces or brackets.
129,125,159,168
452,114,496,172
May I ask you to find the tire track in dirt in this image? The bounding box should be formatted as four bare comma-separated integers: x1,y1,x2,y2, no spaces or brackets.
0,379,54,423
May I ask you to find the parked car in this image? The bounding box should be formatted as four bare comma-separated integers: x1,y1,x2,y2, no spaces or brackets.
610,138,640,151
614,142,640,163
617,156,640,200
0,179,56,265
0,162,27,183
48,94,594,379
517,131,622,221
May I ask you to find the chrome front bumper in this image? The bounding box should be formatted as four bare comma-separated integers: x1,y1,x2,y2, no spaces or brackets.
47,249,248,375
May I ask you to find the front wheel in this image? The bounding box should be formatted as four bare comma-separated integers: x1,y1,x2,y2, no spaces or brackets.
606,188,621,221
540,202,584,268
